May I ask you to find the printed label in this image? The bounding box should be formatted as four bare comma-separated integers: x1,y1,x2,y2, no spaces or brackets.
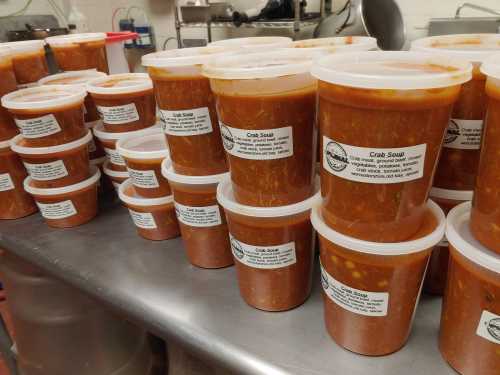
220,123,293,160
36,200,77,219
15,114,62,138
129,209,157,229
24,160,68,181
174,202,222,227
104,148,126,165
444,119,483,150
321,263,389,317
97,103,140,125
127,168,159,188
0,173,15,192
323,136,426,184
476,310,500,345
230,235,297,269
161,107,213,136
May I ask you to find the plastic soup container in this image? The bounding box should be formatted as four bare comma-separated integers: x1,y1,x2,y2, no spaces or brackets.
103,160,129,191
204,49,323,207
1,85,87,147
142,47,232,176
45,33,109,73
209,36,292,51
87,73,155,133
2,40,48,86
412,34,500,191
290,36,378,52
312,199,445,356
119,178,179,241
0,47,20,141
0,138,37,219
441,202,500,375
161,159,232,269
24,167,100,228
312,51,471,242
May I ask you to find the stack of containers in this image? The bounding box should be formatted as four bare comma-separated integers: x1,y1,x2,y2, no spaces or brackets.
1,40,48,88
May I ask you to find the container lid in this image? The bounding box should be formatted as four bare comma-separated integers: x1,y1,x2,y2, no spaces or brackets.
0,45,14,60
116,133,169,160
45,32,106,46
142,46,233,68
86,73,153,95
10,130,92,155
209,36,293,51
90,156,107,166
290,36,378,52
119,178,173,207
311,51,473,90
217,174,319,218
93,122,161,141
430,187,474,202
411,34,500,63
1,84,87,110
24,166,101,196
102,160,129,178
0,137,13,150
161,158,228,185
311,196,445,256
2,40,45,54
39,70,107,90
480,52,500,80
446,202,500,274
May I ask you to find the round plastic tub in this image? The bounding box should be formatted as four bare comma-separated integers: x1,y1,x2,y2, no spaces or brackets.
142,46,232,176
0,138,37,219
311,51,471,242
2,40,48,86
103,160,129,191
118,178,179,241
0,46,19,141
86,73,155,133
1,85,87,147
90,156,113,194
217,175,318,311
209,36,292,51
441,202,500,375
45,32,109,73
424,188,473,295
10,131,91,189
311,198,445,356
290,36,378,52
204,49,325,206
116,133,170,198
161,159,232,269
412,34,500,191
24,166,100,228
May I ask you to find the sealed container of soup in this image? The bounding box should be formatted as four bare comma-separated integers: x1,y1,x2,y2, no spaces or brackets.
217,175,317,311
2,40,48,87
116,133,171,198
312,51,471,242
1,85,87,147
142,46,232,176
204,49,324,206
412,34,500,191
86,73,155,133
45,33,108,73
24,166,100,228
10,131,91,189
103,160,129,191
441,202,500,375
119,178,179,241
0,46,20,141
161,159,232,269
0,138,37,219
290,36,378,52
312,198,445,356
209,36,292,51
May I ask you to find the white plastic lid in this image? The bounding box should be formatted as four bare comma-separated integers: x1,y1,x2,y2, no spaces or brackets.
93,122,161,142
311,51,473,90
86,73,153,95
142,46,233,68
480,52,500,80
119,178,173,207
311,195,445,256
217,174,319,218
90,156,107,166
24,166,101,196
45,32,106,46
2,40,45,54
411,34,500,63
430,187,474,202
209,36,292,51
161,158,228,185
0,137,13,150
39,70,107,90
0,45,14,60
1,84,87,110
446,201,500,274
102,160,129,178
116,133,169,160
10,130,92,155
290,36,378,52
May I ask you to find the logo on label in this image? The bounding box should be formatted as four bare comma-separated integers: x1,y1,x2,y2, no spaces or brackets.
325,141,348,172
444,120,460,144
220,124,234,151
486,318,500,341
321,269,329,290
230,238,244,260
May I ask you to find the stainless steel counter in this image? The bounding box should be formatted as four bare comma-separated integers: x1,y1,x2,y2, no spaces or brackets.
0,199,455,375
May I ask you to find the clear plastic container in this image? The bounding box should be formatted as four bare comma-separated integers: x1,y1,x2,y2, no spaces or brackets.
209,36,292,52
103,160,129,191
0,46,19,141
311,51,472,242
2,40,48,86
311,198,445,356
441,202,500,375
290,36,378,52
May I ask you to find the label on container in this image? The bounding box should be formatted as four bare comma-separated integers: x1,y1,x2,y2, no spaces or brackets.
322,136,426,184
476,310,500,345
320,263,389,317
36,200,77,219
230,235,297,269
97,104,140,125
174,202,222,227
104,147,126,165
220,123,293,160
127,168,159,188
444,119,483,150
15,114,62,138
23,160,68,181
161,107,213,136
128,209,157,229
0,173,15,191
